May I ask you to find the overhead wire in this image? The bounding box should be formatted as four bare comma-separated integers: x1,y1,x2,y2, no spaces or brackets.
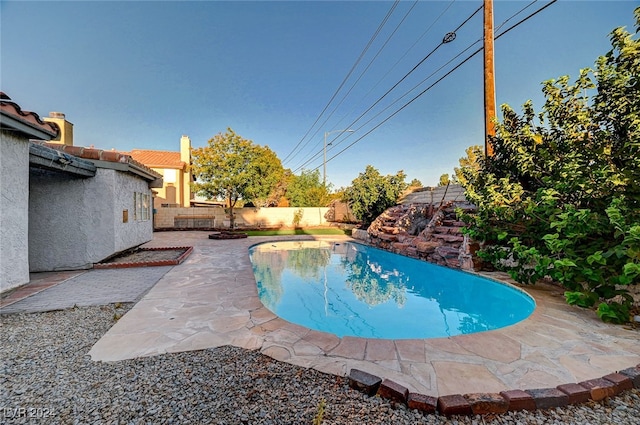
287,0,423,172
288,0,422,168
281,0,401,165
292,3,484,173
292,36,482,173
494,0,556,39
495,0,539,32
321,3,482,149
326,0,458,136
302,0,559,174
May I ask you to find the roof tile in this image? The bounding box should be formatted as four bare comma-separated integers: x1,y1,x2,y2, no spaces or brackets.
127,149,184,168
0,92,59,138
39,142,161,179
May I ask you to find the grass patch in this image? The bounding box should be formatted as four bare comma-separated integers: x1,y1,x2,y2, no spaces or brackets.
243,228,350,236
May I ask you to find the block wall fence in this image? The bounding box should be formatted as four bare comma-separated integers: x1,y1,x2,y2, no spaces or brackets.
154,206,334,229
153,185,467,230
399,184,467,205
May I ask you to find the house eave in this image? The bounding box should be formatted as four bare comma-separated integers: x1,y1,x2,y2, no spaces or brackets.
29,143,97,177
1,114,57,141
90,159,163,187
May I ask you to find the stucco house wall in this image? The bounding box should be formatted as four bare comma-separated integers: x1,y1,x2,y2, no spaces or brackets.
29,168,155,271
0,131,30,290
112,170,154,253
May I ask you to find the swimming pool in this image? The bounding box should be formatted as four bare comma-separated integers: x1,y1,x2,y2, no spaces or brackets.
249,240,535,339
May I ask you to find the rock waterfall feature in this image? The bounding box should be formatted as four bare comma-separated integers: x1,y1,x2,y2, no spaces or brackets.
352,201,481,271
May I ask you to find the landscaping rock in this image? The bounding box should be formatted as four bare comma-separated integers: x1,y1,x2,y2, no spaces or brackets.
3,305,640,424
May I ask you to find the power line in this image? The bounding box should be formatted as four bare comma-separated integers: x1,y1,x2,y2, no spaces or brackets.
495,0,539,33
326,0,458,137
333,38,485,156
306,0,559,175
286,1,438,173
286,0,460,171
292,4,484,173
494,0,557,39
297,40,483,174
281,1,400,165
293,0,422,164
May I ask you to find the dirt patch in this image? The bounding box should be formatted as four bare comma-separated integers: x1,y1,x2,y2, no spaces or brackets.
95,247,193,269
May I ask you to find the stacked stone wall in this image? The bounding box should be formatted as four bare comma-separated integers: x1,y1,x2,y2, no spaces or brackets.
353,201,480,271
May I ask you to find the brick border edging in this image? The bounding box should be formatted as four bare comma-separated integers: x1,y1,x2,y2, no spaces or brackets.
93,247,194,269
348,365,640,416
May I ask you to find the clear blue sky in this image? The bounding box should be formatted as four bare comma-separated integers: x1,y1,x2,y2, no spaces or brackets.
2,1,636,189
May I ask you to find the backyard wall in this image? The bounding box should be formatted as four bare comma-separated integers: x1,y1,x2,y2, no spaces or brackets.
29,168,154,271
154,206,332,230
400,184,466,205
0,131,30,291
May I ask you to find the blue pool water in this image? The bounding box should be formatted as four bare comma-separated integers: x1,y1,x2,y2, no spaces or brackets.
249,240,535,339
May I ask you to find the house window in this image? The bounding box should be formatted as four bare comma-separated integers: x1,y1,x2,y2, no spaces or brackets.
133,192,151,221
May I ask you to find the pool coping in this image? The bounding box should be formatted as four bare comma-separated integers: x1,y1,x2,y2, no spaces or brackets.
88,231,640,416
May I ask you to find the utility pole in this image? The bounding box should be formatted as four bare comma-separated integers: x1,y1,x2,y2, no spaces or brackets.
323,129,354,187
484,0,496,157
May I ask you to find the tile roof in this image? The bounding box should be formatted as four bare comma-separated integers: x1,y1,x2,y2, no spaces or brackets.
0,92,59,139
38,142,162,180
127,149,185,169
29,142,97,178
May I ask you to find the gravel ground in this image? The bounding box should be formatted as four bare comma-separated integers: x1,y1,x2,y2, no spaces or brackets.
1,304,638,424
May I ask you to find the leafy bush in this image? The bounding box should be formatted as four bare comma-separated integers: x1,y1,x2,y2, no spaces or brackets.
286,169,332,207
459,7,640,323
343,165,407,227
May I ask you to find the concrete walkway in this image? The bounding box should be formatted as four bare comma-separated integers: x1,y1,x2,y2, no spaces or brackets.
3,231,638,397
75,231,640,397
1,267,172,314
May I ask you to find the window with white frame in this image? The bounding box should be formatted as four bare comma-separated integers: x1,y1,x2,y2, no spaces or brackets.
133,192,151,221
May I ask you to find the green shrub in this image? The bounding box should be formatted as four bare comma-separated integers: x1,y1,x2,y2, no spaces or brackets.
459,7,640,323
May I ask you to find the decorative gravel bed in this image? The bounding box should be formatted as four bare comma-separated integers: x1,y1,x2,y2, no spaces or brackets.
1,305,639,424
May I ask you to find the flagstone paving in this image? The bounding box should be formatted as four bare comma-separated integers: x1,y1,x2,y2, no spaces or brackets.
4,231,638,398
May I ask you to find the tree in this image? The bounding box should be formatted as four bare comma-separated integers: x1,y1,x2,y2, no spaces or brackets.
268,169,295,207
191,128,284,228
459,8,640,323
408,178,423,189
286,169,331,207
454,145,483,187
439,173,461,187
343,165,407,227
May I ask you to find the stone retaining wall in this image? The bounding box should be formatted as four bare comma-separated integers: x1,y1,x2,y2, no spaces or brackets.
352,201,480,271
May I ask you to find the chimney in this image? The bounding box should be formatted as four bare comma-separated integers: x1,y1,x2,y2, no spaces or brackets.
180,135,191,165
44,112,74,146
179,135,193,206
